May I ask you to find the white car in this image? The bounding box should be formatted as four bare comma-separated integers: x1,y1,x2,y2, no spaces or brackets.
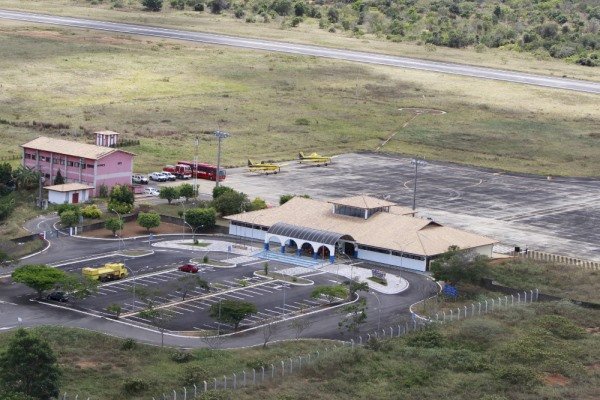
143,187,160,196
149,172,167,182
162,172,176,181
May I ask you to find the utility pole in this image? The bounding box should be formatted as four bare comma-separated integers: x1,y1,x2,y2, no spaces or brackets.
214,131,229,188
411,158,427,211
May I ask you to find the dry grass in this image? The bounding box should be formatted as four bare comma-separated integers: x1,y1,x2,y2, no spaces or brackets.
1,0,599,82
0,23,598,176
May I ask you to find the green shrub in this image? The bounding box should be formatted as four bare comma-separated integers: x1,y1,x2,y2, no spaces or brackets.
406,326,446,348
81,204,102,219
536,315,585,340
493,365,539,387
170,351,195,363
121,378,149,395
120,338,137,350
182,365,209,386
455,319,506,346
56,203,80,216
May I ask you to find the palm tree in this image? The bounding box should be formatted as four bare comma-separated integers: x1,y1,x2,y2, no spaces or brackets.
12,165,40,190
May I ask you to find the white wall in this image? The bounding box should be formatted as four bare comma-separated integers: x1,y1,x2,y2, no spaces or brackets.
473,244,494,258
48,191,68,204
228,224,266,241
357,249,427,272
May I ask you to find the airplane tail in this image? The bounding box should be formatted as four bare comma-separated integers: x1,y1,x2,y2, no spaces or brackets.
298,152,305,159
248,159,254,167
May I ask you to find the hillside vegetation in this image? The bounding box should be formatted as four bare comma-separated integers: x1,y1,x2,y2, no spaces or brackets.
79,0,600,66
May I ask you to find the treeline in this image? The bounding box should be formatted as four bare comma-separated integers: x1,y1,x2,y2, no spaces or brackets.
132,0,600,66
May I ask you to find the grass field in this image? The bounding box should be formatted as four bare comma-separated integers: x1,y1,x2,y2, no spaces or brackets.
1,302,597,399
1,0,599,83
0,23,598,177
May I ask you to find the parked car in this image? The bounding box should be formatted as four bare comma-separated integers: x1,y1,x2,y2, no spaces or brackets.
143,187,160,196
178,264,199,273
132,174,149,184
46,291,70,302
149,172,167,182
162,172,176,181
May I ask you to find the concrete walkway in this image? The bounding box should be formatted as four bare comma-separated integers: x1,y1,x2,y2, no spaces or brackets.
320,264,409,294
152,239,259,256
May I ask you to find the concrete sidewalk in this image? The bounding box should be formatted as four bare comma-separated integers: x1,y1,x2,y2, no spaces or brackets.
320,264,409,294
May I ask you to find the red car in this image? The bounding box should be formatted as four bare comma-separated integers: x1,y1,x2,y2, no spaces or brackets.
179,264,199,273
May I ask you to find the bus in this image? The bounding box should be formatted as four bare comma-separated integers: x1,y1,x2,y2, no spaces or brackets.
177,161,226,182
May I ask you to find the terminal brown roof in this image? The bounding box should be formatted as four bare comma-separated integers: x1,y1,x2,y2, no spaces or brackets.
21,136,135,160
227,197,497,256
329,195,396,209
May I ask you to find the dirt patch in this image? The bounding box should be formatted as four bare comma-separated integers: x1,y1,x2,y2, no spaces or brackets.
543,373,571,387
73,360,103,369
585,327,600,334
81,220,187,238
398,107,447,115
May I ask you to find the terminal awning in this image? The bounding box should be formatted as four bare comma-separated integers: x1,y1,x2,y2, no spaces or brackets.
267,222,353,245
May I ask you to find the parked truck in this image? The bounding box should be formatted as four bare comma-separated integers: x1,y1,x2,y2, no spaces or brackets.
82,263,128,282
163,164,192,180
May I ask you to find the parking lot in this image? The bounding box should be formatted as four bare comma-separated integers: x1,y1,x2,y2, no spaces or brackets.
57,248,348,332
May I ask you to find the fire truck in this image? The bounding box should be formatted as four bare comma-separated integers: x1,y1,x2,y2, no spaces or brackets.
177,161,226,182
163,164,192,180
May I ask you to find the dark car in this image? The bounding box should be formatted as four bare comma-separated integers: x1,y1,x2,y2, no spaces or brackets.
46,291,70,302
178,264,199,273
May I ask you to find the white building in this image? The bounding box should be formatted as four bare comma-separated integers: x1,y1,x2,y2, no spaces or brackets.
226,195,497,272
45,183,94,204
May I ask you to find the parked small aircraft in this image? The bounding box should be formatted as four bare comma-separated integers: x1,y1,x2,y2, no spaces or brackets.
247,159,281,174
298,152,332,166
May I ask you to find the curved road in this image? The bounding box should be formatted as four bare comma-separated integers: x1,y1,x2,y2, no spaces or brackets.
1,9,599,94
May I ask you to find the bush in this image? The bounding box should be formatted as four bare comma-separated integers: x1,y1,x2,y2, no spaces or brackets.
81,204,102,219
182,365,209,386
170,351,195,363
493,365,539,387
406,326,445,348
108,201,134,215
56,203,80,216
120,338,137,350
98,184,109,198
194,2,204,11
122,378,149,395
291,16,303,27
60,210,79,227
455,319,506,346
536,315,585,339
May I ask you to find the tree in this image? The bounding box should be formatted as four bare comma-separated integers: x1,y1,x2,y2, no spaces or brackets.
106,303,123,319
311,285,348,304
109,185,134,206
105,217,124,236
137,212,161,233
0,249,14,267
53,169,64,185
12,264,67,299
177,275,209,300
248,197,268,211
0,162,12,185
59,274,98,303
184,207,216,231
141,0,163,11
338,298,367,334
139,305,174,347
0,194,15,221
279,194,310,205
60,210,79,227
209,0,228,14
159,186,179,204
260,318,279,348
345,279,370,300
178,183,195,202
210,299,257,331
0,329,60,400
213,190,249,216
289,318,312,339
429,246,490,285
212,185,234,199
12,165,40,191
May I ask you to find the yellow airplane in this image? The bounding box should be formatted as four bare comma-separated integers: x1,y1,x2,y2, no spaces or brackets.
298,152,332,166
247,159,281,174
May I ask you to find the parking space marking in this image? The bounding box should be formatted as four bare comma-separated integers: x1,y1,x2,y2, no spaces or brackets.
222,293,246,300
99,287,118,293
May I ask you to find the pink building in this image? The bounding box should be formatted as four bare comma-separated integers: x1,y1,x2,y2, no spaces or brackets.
21,133,135,197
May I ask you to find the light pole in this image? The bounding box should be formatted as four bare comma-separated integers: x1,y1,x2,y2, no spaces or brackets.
410,158,427,211
372,292,381,331
217,298,222,335
110,208,125,253
124,265,136,312
214,130,229,188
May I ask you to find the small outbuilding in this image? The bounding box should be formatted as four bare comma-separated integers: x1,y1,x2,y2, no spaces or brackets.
45,183,94,204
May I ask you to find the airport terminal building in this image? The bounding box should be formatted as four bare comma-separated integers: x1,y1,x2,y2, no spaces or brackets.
226,195,497,272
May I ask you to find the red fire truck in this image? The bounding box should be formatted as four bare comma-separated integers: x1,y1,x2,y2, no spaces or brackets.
163,164,192,180
177,161,226,182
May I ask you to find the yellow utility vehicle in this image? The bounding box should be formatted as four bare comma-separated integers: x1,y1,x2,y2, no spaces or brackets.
82,263,128,282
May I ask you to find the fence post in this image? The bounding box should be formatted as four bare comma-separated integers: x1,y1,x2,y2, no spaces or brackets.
281,360,285,377
299,356,302,369
243,370,247,386
308,354,311,363
233,373,237,389
517,293,521,304
183,387,187,400
524,291,527,303
450,309,453,321
374,331,378,338
511,294,514,305
504,296,509,308
435,313,439,322
223,376,227,390
290,358,293,373
390,327,393,337
213,378,217,390
351,339,354,349
398,325,401,336
63,393,67,400
535,288,539,301
491,299,495,311
464,306,467,318
471,304,475,316
530,290,534,303
478,302,481,315
271,364,275,379
173,389,177,400
193,384,197,397
203,381,207,393
485,300,488,313
367,334,371,341
443,311,446,322
359,335,363,345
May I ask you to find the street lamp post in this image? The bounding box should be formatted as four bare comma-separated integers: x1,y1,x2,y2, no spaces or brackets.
410,158,427,211
110,208,125,253
214,130,229,188
124,266,136,312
